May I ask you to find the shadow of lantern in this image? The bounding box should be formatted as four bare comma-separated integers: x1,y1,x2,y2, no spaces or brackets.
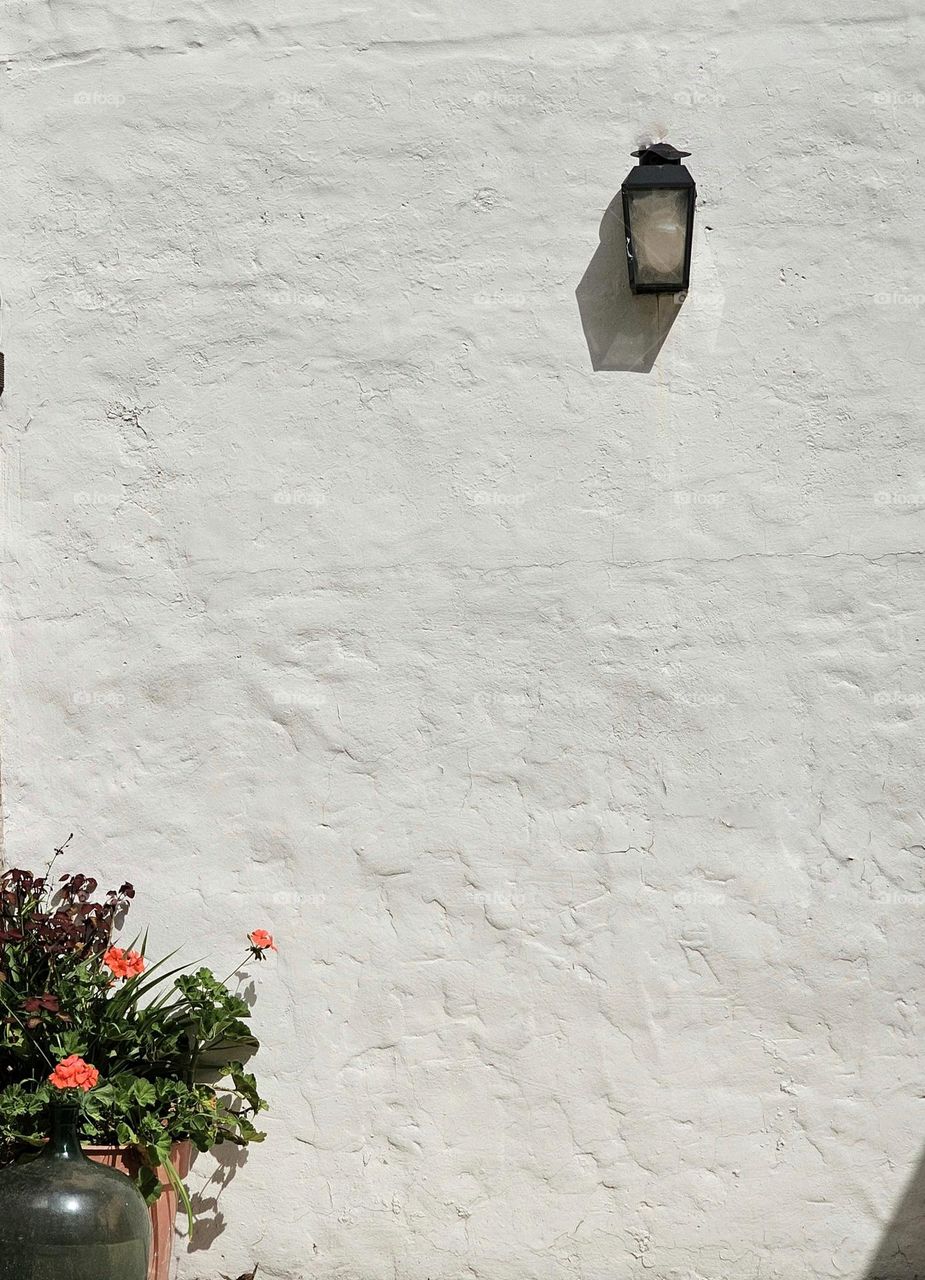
575,194,686,373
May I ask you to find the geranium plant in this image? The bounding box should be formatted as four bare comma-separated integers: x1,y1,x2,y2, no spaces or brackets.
0,838,275,1231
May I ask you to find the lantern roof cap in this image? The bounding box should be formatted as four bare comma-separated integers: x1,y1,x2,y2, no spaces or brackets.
631,142,691,165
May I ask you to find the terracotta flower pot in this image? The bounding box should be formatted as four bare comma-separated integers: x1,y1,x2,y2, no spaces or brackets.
85,1142,192,1280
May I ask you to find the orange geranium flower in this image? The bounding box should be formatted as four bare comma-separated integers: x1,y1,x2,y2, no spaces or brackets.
49,1055,99,1091
102,946,145,980
248,930,277,952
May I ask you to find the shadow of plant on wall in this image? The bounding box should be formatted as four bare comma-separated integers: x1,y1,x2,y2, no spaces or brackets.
863,1147,925,1279
575,194,685,373
185,1142,251,1255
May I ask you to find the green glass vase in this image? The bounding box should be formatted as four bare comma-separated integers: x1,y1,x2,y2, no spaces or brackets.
0,1102,151,1280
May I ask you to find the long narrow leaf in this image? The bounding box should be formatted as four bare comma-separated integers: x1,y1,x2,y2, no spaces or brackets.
163,1150,195,1238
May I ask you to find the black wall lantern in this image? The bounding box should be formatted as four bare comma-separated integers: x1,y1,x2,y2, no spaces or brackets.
621,143,696,294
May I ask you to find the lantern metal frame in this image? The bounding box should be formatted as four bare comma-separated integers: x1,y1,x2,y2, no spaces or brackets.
620,143,696,295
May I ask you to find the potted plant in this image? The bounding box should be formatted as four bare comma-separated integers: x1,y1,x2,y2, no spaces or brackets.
0,838,275,1280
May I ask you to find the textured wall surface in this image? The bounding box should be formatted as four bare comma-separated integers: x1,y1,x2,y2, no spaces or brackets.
2,3,925,1278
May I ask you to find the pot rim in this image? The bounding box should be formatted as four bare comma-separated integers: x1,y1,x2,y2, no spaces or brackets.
82,1139,192,1154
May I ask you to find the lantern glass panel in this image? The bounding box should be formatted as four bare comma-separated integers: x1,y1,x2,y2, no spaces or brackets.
625,187,689,287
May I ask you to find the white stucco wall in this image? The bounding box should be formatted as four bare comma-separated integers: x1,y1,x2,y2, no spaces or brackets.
2,3,925,1278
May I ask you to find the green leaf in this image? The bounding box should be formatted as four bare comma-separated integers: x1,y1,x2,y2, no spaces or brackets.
130,1078,156,1107
136,1165,162,1205
228,1065,266,1113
